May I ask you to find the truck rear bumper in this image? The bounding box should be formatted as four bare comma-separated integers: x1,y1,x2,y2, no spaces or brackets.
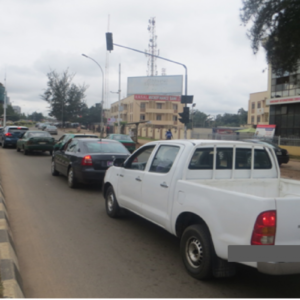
257,262,300,275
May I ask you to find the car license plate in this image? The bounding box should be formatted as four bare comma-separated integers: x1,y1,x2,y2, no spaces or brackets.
107,161,113,167
39,142,46,144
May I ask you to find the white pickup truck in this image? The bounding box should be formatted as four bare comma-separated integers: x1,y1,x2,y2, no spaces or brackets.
103,140,300,280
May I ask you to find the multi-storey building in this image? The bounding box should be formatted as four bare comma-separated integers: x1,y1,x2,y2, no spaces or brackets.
247,91,269,125
266,65,300,137
110,94,185,129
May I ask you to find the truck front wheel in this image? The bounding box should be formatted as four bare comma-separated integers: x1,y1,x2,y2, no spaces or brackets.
105,186,121,218
180,224,213,280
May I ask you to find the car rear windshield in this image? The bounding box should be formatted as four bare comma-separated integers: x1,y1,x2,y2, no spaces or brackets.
114,135,133,141
8,128,28,136
28,132,51,137
82,141,129,154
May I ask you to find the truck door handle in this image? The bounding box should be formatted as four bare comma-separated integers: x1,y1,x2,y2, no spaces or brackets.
135,177,142,182
120,174,124,177
160,182,168,188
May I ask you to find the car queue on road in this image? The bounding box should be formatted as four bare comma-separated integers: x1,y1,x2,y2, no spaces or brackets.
0,125,132,189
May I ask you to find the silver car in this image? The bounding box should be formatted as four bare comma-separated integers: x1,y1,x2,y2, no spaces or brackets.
44,125,58,135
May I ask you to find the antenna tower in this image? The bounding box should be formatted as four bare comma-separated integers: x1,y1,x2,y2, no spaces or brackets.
145,17,159,76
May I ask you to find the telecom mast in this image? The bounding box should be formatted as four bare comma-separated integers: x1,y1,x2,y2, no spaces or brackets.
145,17,159,76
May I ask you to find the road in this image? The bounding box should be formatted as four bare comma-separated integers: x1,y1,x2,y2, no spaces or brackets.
0,135,299,297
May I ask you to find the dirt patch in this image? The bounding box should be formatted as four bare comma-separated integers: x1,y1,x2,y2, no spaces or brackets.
280,159,300,180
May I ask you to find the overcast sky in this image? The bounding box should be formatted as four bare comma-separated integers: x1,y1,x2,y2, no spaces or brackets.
0,0,268,117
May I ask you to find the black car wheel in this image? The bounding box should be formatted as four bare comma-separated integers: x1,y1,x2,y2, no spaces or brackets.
180,224,214,280
49,150,53,156
2,141,6,148
16,146,20,152
68,167,78,188
51,160,59,176
105,186,121,218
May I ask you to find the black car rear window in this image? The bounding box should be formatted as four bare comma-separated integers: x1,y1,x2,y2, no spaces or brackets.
82,141,129,154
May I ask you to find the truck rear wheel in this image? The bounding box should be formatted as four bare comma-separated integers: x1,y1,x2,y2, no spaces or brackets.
180,224,213,280
105,186,121,218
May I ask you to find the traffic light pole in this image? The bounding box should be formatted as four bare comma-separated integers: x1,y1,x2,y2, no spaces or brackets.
112,43,188,139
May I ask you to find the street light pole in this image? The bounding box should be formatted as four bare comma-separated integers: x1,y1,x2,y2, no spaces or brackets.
82,54,105,138
110,64,121,134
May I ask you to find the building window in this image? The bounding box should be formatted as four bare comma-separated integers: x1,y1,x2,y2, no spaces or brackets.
251,116,254,124
156,103,162,109
251,102,255,113
173,104,178,111
257,116,261,123
156,114,162,121
140,103,145,112
257,102,261,109
140,114,145,121
173,116,177,121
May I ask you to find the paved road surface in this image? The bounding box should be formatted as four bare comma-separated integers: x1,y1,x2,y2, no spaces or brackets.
0,138,299,297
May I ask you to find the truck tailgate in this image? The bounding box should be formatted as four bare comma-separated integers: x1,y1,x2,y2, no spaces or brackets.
275,197,300,245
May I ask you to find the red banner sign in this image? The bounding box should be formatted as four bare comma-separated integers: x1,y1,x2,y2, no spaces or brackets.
134,94,181,102
267,97,300,105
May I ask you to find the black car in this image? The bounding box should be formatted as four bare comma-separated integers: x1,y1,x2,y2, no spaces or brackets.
51,138,130,188
243,139,289,165
1,126,29,148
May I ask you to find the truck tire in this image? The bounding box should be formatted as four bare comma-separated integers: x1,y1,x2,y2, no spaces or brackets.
180,224,213,280
105,186,121,218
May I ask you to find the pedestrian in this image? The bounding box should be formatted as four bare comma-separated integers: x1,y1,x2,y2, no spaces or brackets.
165,129,173,140
106,126,109,137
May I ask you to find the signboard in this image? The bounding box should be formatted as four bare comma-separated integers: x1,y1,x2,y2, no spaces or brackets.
266,96,300,105
134,94,180,102
254,124,276,138
127,75,183,97
107,117,116,125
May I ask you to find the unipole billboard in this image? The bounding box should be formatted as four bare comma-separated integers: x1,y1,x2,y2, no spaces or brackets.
127,75,183,96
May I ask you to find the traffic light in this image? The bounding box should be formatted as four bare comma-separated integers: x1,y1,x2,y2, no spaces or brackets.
178,107,190,124
106,32,113,51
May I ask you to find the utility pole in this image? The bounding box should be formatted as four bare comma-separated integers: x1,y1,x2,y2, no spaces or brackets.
3,74,7,127
118,64,121,134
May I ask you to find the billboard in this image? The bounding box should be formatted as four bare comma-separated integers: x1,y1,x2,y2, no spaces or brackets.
254,124,276,138
134,94,180,102
127,75,183,97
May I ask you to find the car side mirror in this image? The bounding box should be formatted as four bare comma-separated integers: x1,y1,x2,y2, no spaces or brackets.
113,158,125,167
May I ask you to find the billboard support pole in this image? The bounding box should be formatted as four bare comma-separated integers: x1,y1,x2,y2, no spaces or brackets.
113,43,188,139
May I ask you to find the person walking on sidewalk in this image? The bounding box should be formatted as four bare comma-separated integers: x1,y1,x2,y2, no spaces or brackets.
165,129,173,140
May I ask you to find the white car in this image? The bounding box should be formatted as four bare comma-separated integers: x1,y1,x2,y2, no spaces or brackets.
44,125,58,135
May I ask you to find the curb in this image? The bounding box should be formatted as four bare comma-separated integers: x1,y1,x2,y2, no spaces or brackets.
0,187,24,298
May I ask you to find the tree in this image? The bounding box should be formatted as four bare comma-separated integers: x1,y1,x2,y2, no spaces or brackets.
28,112,44,122
189,110,209,129
237,108,248,125
240,0,300,74
41,70,88,125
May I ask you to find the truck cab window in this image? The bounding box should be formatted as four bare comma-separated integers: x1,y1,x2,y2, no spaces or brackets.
149,145,180,173
189,148,214,170
125,146,155,170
